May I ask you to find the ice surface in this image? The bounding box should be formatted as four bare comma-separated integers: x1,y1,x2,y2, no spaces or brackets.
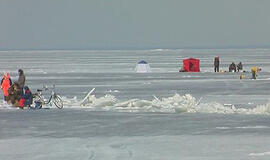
1,49,270,159
1,110,270,160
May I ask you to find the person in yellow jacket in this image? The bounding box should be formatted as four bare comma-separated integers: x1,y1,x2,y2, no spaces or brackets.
251,66,261,79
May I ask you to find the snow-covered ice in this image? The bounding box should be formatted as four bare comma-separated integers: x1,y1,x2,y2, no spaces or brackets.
0,49,270,159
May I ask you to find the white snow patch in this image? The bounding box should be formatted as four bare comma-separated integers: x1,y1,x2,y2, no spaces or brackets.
249,151,270,156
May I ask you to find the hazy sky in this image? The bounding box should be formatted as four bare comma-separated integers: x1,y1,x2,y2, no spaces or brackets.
1,0,270,50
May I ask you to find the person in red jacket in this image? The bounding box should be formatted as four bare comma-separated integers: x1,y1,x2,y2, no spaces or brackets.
1,73,12,102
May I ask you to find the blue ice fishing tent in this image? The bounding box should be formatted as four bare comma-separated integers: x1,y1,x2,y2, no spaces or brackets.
135,60,152,73
138,60,147,64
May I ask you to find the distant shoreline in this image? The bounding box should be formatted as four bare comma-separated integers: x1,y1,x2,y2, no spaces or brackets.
1,47,270,52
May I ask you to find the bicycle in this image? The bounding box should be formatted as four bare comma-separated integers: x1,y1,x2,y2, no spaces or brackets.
33,85,63,109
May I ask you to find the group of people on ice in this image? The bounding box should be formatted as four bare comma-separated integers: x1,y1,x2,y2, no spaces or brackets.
1,69,33,109
214,57,261,79
214,57,243,73
228,62,242,72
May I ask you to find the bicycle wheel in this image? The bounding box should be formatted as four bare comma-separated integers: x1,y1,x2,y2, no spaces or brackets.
53,94,63,109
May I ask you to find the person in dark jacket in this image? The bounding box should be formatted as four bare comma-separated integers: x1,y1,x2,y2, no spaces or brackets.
19,86,33,109
214,57,220,72
237,62,243,72
229,62,236,72
18,69,25,90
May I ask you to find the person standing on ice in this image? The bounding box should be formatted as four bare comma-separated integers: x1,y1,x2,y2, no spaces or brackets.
251,66,261,79
214,57,220,72
17,69,25,90
1,73,12,102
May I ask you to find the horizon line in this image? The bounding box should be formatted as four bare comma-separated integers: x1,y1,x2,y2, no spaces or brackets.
1,46,270,51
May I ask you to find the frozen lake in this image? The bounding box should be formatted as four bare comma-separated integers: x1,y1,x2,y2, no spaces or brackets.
1,110,270,160
0,49,270,159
